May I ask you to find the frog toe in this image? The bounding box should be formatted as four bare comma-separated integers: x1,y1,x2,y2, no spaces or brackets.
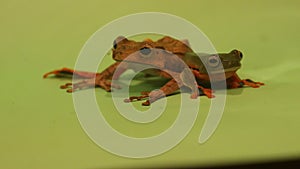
59,79,97,93
242,79,265,88
123,95,148,103
142,100,151,106
198,86,215,98
43,68,75,78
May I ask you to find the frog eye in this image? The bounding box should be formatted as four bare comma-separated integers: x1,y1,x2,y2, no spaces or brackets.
113,36,127,49
113,40,117,49
139,47,152,57
239,51,243,58
208,55,220,67
231,49,243,59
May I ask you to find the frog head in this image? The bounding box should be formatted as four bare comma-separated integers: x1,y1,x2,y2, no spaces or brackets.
202,50,243,81
185,49,241,72
112,36,144,61
112,36,172,70
211,49,242,73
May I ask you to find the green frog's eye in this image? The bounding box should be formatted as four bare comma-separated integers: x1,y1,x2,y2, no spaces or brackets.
231,49,243,59
139,47,152,57
239,51,243,58
208,55,220,67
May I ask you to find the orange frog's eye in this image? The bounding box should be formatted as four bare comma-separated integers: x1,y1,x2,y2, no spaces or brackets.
113,36,126,49
113,40,117,49
139,47,152,57
207,55,220,67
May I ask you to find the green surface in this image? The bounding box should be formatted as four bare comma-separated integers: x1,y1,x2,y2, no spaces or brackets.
1,0,300,168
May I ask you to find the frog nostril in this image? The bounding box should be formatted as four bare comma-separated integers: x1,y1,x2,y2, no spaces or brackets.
140,47,152,55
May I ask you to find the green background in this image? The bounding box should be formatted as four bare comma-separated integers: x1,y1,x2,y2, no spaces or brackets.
1,0,300,168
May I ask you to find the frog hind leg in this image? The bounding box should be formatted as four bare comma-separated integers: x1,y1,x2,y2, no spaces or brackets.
227,73,264,89
43,62,126,79
45,62,124,92
124,78,180,106
43,68,105,92
43,67,100,79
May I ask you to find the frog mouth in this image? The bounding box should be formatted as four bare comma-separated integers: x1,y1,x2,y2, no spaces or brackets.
210,66,241,74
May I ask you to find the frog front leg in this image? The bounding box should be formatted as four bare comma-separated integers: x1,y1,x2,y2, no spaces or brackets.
124,67,201,106
227,73,264,89
124,78,180,106
44,62,126,92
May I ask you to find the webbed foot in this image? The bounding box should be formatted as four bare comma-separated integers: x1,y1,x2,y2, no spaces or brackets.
241,79,264,88
124,90,164,106
198,86,215,98
60,78,121,93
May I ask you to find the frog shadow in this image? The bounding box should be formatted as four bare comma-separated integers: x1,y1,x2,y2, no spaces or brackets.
49,72,245,97
114,73,245,97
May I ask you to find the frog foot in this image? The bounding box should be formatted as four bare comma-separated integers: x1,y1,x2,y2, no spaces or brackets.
198,86,215,98
124,90,166,106
190,92,199,99
241,79,264,88
60,78,120,93
124,95,150,106
60,79,97,92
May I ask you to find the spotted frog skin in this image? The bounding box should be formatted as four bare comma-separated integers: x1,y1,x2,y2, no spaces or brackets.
44,36,264,106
